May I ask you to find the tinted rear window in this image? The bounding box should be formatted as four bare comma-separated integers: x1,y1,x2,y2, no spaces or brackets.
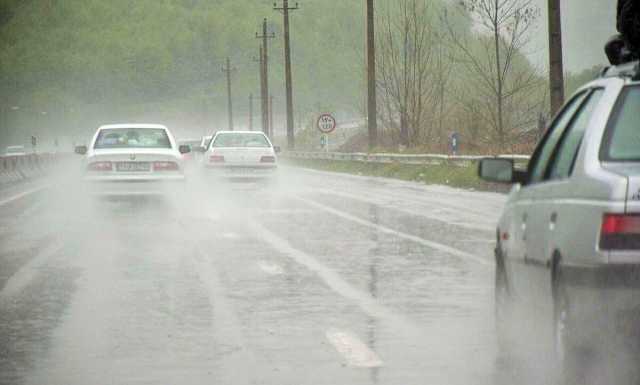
212,133,270,148
604,86,640,160
94,128,171,149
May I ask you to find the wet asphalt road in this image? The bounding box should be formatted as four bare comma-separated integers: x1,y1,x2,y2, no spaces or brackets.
0,166,509,385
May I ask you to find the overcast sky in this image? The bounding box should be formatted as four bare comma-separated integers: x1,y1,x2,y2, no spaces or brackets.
528,0,616,72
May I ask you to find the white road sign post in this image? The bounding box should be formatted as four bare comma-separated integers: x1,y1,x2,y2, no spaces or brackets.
317,113,336,153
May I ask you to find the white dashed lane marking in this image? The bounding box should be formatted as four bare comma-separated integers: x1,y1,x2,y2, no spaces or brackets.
326,329,383,368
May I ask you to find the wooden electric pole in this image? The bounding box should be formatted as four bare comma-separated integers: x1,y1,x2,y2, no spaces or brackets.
274,0,299,150
366,0,378,150
222,57,235,131
548,0,565,116
257,19,275,137
269,95,274,139
249,94,254,131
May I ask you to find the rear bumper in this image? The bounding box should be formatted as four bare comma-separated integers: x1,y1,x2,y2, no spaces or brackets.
562,263,640,348
563,264,640,289
83,174,185,195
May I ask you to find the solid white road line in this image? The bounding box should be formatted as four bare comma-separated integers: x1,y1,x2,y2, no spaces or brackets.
0,239,64,302
248,220,416,331
257,260,284,275
312,187,494,232
325,329,383,368
294,196,491,267
19,199,46,219
0,185,47,208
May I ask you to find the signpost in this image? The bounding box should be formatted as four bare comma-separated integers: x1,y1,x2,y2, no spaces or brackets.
317,113,336,153
449,132,459,156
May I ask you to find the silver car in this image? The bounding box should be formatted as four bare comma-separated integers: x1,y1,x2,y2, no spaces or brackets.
200,131,280,181
479,61,640,378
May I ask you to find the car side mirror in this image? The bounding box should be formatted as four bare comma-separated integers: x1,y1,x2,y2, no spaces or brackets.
179,145,191,154
478,158,519,184
273,146,281,153
74,145,87,155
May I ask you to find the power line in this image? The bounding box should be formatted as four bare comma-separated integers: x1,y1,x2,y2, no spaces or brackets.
274,0,299,150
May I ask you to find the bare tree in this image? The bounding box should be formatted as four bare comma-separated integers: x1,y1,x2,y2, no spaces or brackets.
444,0,542,146
376,0,440,147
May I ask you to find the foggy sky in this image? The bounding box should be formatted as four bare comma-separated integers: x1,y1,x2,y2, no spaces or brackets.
530,0,616,72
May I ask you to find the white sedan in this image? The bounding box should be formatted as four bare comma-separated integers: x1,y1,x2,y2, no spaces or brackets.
201,131,279,180
75,124,190,195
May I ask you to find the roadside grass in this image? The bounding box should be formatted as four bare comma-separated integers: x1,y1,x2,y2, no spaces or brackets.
283,158,506,191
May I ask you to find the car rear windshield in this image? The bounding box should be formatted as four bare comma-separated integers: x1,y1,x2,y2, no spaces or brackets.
212,133,270,148
94,128,171,149
604,86,640,161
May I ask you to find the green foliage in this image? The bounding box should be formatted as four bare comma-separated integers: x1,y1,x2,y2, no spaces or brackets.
0,0,367,143
283,157,500,191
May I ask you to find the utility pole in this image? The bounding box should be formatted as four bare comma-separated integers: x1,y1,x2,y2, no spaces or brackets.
253,47,266,133
249,94,254,131
548,0,565,116
256,19,275,137
222,57,235,130
269,95,274,138
366,0,378,150
274,1,299,150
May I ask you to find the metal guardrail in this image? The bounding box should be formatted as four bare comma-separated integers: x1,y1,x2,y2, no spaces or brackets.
283,151,530,167
0,153,61,185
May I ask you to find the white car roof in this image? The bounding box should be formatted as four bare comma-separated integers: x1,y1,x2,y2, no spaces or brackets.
215,131,266,135
98,124,169,130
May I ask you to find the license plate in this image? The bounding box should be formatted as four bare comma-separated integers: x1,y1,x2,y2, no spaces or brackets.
227,168,253,174
116,162,150,172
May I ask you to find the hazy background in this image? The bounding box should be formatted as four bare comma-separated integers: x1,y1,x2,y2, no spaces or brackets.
0,0,619,152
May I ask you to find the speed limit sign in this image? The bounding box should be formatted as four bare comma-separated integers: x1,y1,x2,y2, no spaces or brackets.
317,113,337,134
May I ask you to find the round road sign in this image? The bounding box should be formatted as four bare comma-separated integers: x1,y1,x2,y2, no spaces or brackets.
317,113,337,134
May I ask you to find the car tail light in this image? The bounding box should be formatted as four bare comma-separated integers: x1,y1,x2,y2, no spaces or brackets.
87,161,112,172
260,156,276,163
209,155,225,163
600,214,640,250
153,161,179,171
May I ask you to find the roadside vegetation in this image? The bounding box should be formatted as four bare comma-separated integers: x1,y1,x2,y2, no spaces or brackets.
283,157,509,192
1,0,607,154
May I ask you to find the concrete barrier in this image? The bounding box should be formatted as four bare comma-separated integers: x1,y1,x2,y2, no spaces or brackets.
0,152,61,186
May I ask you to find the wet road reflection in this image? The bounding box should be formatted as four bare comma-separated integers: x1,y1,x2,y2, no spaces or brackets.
0,167,507,385
367,204,380,385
